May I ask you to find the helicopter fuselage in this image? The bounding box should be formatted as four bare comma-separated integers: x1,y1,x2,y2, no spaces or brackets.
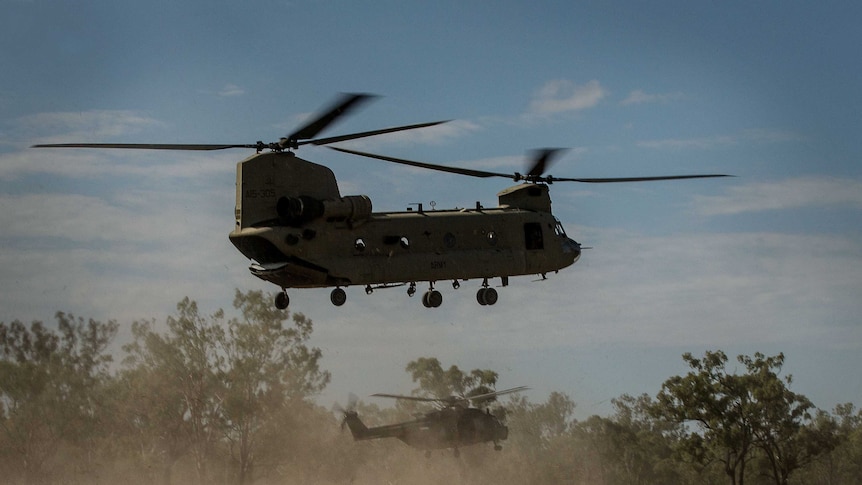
343,407,509,452
227,152,581,307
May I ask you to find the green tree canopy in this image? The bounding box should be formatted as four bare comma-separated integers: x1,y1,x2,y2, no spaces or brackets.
653,350,837,485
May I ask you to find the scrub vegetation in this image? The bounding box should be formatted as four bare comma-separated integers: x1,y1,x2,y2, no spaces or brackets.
1,291,860,484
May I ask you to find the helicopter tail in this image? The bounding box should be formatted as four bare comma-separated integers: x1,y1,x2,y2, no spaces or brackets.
333,394,370,440
341,411,371,441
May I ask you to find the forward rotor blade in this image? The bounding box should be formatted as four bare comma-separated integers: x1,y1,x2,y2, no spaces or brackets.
526,148,566,178
286,93,377,144
304,120,450,146
330,147,516,180
552,174,733,183
31,143,256,151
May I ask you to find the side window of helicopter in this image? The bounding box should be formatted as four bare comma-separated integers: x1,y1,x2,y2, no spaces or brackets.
524,222,544,250
354,238,366,252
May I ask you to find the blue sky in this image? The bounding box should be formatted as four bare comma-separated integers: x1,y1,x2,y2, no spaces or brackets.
2,1,861,418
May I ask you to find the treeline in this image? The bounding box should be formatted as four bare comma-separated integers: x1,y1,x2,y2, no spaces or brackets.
0,291,860,485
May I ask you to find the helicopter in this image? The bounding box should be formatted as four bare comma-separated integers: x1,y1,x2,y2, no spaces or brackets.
33,93,731,309
335,386,527,457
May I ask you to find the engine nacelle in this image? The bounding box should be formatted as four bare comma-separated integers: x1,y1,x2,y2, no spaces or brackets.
323,195,372,222
277,195,372,226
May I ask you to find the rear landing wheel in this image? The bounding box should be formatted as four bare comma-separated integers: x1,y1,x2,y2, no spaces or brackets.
275,291,289,310
330,288,347,306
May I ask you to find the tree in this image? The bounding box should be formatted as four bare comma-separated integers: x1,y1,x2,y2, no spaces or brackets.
504,391,578,483
654,351,759,485
405,357,498,399
654,350,836,485
814,403,862,484
739,352,839,485
0,313,117,483
575,394,687,485
122,297,226,485
121,291,330,485
220,289,330,485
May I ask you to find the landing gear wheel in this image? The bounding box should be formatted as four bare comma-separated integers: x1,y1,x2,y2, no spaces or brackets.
330,288,347,306
422,290,443,308
481,287,498,305
274,291,289,310
477,287,498,305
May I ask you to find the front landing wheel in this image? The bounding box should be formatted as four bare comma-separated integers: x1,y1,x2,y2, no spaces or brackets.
330,287,347,306
275,291,289,310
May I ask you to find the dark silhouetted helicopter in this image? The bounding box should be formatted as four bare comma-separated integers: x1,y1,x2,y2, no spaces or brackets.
336,386,527,457
33,94,730,309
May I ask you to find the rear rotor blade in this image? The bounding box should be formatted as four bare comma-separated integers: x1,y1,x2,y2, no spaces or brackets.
552,174,733,183
333,147,732,184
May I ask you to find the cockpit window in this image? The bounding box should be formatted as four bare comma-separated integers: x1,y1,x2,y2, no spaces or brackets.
554,218,567,237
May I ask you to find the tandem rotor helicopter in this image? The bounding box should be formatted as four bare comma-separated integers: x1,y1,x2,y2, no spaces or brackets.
33,93,730,309
335,386,527,457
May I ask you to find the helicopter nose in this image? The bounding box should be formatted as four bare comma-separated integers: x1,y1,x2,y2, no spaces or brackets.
564,238,582,262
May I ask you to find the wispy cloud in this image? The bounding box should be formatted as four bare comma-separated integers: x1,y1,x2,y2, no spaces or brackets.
2,109,236,181
692,176,862,216
16,110,163,146
620,89,686,106
528,79,607,115
218,84,245,97
638,129,805,150
637,134,738,150
2,145,234,182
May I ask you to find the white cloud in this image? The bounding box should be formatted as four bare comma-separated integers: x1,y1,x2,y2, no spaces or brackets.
620,89,686,106
528,79,607,115
218,84,245,97
692,176,862,216
2,145,235,182
16,110,163,146
637,129,804,151
637,134,738,150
